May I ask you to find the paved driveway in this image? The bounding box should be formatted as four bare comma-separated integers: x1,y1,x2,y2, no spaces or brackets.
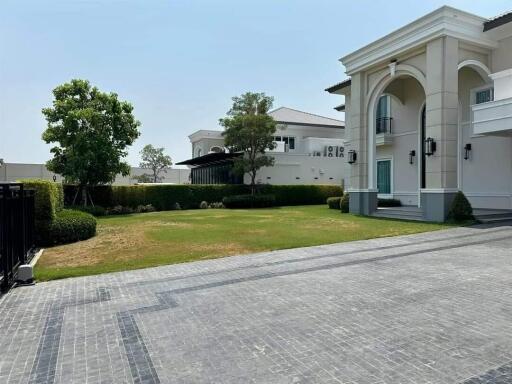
1,224,512,384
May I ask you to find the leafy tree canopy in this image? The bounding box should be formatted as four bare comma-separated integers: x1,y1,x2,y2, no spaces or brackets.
135,144,172,183
220,92,276,192
42,79,141,189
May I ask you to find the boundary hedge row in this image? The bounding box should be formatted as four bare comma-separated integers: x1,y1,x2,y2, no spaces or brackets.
19,179,63,221
63,184,343,210
19,179,96,245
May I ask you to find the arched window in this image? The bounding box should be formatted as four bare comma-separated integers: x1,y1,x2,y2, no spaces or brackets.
195,148,202,158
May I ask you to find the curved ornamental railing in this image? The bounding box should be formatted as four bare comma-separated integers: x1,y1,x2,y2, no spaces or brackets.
0,183,35,292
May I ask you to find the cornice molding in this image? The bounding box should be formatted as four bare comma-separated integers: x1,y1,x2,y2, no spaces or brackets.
341,6,496,75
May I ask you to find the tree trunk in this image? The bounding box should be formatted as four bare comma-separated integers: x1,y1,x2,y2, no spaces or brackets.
72,186,80,206
81,186,88,206
87,188,95,207
250,171,256,195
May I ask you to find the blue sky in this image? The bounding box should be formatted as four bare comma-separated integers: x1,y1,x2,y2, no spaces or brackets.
0,0,509,167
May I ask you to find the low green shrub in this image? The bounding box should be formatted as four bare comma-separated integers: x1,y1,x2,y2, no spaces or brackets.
63,184,343,210
209,202,224,209
340,193,350,213
39,209,96,246
223,194,276,209
378,198,402,207
136,204,156,213
447,191,473,221
69,205,107,217
199,201,209,209
327,197,342,209
107,205,134,215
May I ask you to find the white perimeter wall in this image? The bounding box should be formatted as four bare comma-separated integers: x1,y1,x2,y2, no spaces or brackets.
0,163,191,185
245,153,346,187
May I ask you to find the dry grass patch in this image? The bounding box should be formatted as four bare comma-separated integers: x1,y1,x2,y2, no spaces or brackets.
36,205,452,281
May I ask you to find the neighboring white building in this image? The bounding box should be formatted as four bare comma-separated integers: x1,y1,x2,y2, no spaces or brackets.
178,107,346,186
327,6,512,221
0,162,190,185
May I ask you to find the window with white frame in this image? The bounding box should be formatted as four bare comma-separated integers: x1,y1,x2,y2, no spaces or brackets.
273,136,295,150
475,87,494,104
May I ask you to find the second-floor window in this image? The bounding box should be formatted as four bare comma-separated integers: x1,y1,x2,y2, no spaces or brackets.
376,95,391,134
475,87,494,104
273,136,295,150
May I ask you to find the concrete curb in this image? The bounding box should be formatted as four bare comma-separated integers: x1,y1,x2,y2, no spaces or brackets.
30,249,44,268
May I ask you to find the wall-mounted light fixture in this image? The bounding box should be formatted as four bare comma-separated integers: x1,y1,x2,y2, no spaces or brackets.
464,143,472,160
348,150,357,164
409,150,416,165
424,137,436,156
52,175,57,182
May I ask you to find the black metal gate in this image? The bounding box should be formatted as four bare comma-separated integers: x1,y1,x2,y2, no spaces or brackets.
0,183,36,291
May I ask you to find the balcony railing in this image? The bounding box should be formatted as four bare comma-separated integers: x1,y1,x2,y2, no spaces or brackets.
376,117,392,134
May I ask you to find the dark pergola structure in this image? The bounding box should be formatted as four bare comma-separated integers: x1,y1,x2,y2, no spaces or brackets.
177,152,243,184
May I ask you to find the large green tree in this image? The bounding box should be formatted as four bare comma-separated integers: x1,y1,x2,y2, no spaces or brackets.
220,92,277,193
135,144,172,183
42,79,140,205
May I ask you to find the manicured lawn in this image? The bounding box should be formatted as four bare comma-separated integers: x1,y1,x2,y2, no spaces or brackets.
36,205,452,281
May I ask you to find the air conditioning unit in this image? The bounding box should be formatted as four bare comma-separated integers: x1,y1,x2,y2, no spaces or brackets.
325,145,337,157
337,146,345,158
313,151,322,157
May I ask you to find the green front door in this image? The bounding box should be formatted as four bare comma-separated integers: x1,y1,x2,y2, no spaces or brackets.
377,160,391,195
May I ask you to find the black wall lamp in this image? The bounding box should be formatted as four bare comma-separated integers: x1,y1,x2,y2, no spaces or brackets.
409,150,416,165
464,143,472,160
424,137,436,156
348,150,357,164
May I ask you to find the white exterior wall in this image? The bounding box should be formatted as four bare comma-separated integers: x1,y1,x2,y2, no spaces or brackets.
337,6,512,216
459,67,512,209
0,163,191,185
245,153,346,186
274,123,344,154
188,122,345,186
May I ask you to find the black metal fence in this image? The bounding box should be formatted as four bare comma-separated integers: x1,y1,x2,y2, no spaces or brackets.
0,183,36,291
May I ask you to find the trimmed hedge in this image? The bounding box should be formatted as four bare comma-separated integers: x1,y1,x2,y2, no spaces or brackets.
19,179,63,221
327,197,342,209
19,179,65,244
340,193,350,213
39,209,96,246
223,194,276,209
64,184,343,210
447,191,473,221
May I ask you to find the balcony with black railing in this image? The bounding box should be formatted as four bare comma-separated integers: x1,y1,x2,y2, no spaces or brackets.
376,117,392,134
375,117,393,146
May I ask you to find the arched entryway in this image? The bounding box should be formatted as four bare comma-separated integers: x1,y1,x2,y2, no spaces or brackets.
366,65,427,207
